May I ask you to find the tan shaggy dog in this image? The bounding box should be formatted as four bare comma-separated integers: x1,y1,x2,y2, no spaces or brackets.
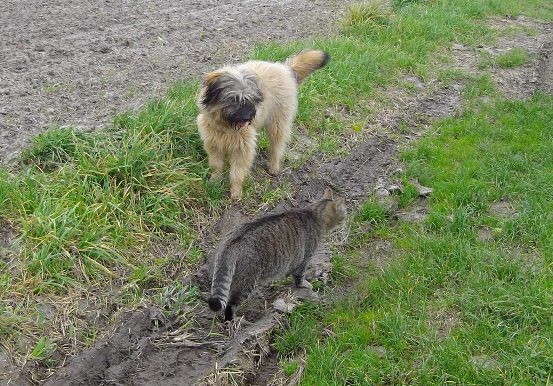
196,50,330,200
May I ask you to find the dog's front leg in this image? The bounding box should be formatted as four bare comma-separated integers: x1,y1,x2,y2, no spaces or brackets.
228,144,255,201
204,141,225,182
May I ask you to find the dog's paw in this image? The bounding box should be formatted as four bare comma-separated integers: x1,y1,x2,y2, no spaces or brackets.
209,172,223,183
230,188,243,201
267,164,281,176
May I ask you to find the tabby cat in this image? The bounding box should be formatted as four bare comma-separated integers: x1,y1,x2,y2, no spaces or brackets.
208,188,346,321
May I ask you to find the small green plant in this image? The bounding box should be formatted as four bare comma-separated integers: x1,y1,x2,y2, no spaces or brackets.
495,47,530,68
21,127,88,166
393,0,425,9
155,281,199,313
399,180,419,208
282,360,300,376
30,337,57,362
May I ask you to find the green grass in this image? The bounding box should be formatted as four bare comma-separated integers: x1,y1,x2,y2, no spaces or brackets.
0,81,215,361
495,47,531,68
342,1,392,28
275,94,553,385
10,82,210,290
251,0,552,153
479,47,530,69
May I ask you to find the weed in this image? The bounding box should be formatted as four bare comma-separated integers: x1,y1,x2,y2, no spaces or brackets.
30,337,57,363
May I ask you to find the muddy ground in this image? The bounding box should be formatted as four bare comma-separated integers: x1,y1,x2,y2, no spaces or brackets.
0,0,350,164
2,2,553,385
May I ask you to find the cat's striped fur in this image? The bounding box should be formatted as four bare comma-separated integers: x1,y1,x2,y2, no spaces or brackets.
208,188,346,321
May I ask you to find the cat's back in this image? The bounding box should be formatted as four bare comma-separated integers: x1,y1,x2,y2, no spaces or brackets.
224,208,320,251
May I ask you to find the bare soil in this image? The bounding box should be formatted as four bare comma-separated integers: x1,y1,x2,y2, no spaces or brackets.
0,0,349,164
3,4,553,386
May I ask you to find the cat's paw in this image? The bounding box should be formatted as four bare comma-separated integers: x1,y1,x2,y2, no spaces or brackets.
296,279,313,290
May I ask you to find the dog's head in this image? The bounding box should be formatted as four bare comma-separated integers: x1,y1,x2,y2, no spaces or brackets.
200,69,263,130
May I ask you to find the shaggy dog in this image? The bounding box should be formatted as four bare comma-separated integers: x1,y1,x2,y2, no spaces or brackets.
196,50,329,200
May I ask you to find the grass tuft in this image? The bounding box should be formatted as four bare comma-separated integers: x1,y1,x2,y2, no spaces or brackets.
494,47,530,68
21,128,89,167
0,81,218,363
479,47,530,69
342,1,391,28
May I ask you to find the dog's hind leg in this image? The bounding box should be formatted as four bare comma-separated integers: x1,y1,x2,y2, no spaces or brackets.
267,119,292,176
229,143,255,200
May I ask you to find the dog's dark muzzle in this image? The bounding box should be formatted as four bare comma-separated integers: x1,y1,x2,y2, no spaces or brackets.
226,107,256,130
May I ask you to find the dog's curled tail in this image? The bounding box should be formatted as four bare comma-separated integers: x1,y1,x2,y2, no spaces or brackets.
286,50,330,83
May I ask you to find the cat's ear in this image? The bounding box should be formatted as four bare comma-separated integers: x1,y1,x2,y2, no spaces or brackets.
335,197,346,210
322,187,334,200
321,201,337,222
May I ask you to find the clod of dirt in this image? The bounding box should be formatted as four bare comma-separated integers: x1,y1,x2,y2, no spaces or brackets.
470,355,500,370
374,178,404,198
538,41,553,94
490,199,518,219
452,43,469,51
292,287,320,301
430,308,461,340
477,226,494,242
366,345,388,357
396,200,429,223
0,225,17,263
273,298,296,314
43,307,167,386
411,179,433,197
404,75,424,89
0,350,32,386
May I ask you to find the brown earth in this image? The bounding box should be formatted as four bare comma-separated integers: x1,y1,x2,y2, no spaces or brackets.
2,4,553,386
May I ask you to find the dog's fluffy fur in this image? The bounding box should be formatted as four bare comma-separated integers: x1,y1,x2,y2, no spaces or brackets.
196,50,330,200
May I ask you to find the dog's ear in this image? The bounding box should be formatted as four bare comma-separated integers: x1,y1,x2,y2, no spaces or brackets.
202,71,224,107
204,71,223,87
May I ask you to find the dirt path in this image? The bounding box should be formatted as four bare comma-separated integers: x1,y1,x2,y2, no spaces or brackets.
0,0,348,164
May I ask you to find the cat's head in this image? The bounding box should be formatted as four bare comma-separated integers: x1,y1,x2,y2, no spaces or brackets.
315,188,346,231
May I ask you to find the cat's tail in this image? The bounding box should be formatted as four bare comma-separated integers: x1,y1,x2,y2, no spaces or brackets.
208,254,237,312
286,50,330,83
208,296,225,312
